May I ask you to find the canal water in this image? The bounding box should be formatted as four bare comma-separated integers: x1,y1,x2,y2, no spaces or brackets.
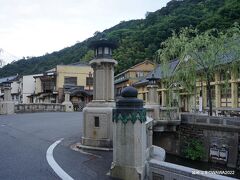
164,153,240,178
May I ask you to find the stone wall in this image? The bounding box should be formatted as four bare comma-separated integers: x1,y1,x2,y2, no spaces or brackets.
15,103,65,113
153,113,240,168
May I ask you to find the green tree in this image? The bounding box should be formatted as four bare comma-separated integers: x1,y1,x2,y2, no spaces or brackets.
158,24,240,115
82,50,94,62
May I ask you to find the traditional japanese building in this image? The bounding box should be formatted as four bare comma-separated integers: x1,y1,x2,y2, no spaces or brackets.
134,60,179,104
134,57,240,115
114,60,155,97
31,63,93,110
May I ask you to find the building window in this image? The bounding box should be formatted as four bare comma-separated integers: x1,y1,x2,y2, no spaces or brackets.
95,49,98,56
98,47,102,54
136,72,144,78
159,92,162,106
220,84,231,107
220,70,231,81
64,77,77,86
104,47,109,54
94,116,99,127
143,93,146,101
86,77,93,86
42,80,55,93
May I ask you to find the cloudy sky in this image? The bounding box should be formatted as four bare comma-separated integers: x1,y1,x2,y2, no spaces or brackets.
0,0,170,58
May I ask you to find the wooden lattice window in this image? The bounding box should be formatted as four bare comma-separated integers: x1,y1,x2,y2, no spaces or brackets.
42,80,55,92
220,84,231,107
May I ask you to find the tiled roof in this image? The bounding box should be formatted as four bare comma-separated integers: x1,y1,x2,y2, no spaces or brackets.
134,50,239,87
0,75,18,84
133,60,179,86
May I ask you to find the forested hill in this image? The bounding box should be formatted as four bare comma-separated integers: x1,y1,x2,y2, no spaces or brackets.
0,0,239,77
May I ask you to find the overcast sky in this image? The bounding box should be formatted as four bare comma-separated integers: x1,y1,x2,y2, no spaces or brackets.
0,0,170,58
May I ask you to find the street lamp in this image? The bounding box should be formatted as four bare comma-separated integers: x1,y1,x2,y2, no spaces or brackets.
90,38,117,59
146,74,159,85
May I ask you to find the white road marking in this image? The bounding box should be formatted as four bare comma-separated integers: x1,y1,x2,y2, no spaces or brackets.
46,138,74,180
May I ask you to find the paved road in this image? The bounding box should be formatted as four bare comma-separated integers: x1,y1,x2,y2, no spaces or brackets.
0,112,114,180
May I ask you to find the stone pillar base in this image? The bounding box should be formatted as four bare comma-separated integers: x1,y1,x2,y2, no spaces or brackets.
0,101,14,115
82,102,114,148
81,137,112,148
110,163,145,180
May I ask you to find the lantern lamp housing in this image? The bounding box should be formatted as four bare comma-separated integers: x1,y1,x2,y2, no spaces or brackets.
89,39,117,59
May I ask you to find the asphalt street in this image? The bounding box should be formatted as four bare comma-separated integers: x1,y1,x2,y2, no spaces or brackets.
0,112,114,180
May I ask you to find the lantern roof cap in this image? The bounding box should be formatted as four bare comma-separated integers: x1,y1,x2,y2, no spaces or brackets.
146,74,160,82
89,38,117,49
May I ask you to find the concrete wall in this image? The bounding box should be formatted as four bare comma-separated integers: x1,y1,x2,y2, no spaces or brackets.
22,74,39,103
11,81,21,104
35,77,42,94
11,81,19,94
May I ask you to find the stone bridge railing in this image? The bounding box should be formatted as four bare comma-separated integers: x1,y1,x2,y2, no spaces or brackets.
148,159,234,180
146,106,180,121
15,103,65,113
159,107,180,121
146,106,181,132
181,113,240,130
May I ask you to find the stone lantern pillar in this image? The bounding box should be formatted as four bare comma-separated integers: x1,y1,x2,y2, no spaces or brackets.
82,39,117,148
111,86,146,180
62,91,73,112
144,74,160,120
0,82,14,115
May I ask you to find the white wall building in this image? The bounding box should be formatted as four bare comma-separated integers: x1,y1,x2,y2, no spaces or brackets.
11,80,21,104
22,74,40,103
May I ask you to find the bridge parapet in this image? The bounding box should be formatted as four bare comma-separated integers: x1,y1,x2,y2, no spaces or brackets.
148,159,236,180
146,106,181,132
181,113,240,131
15,103,65,113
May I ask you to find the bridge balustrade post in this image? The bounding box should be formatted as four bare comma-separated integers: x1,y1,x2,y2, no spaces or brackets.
0,82,14,115
111,86,147,180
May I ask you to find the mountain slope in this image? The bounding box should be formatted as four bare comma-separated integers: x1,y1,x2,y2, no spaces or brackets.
0,0,239,77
